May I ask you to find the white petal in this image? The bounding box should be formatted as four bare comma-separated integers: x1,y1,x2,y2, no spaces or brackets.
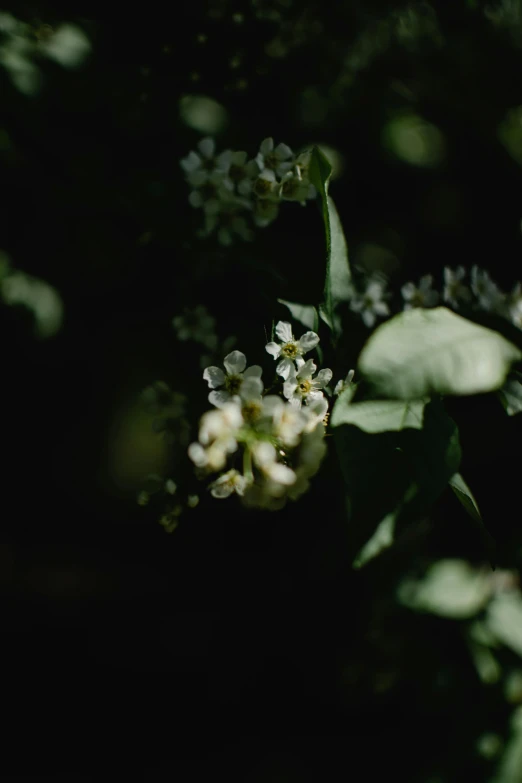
401,282,415,300
223,350,247,375
274,142,293,160
298,331,319,353
261,395,284,416
210,481,234,498
240,376,263,401
209,389,232,407
243,364,263,379
268,463,296,485
362,310,376,328
373,301,390,316
198,137,215,158
297,359,316,381
276,357,295,380
203,366,225,389
258,167,277,183
313,368,333,388
275,321,293,342
265,341,281,359
188,191,204,208
307,389,324,403
180,151,202,173
260,137,274,156
254,441,277,467
283,379,298,400
188,442,207,467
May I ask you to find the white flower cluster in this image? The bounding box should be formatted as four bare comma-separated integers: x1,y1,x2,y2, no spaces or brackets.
188,322,332,509
0,13,90,95
180,137,316,245
348,265,522,331
401,266,522,328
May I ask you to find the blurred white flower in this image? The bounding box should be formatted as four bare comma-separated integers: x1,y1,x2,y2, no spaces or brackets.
252,168,281,201
350,278,390,327
209,469,249,498
470,266,505,312
401,274,439,309
172,305,217,349
203,350,263,407
37,24,91,68
443,266,472,309
252,440,296,493
255,137,294,177
265,320,320,379
181,137,232,187
260,395,309,447
334,369,355,396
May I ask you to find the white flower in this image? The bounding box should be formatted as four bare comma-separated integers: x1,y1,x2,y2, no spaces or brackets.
180,138,232,188
226,151,259,195
252,441,296,493
203,350,263,407
252,168,281,201
37,23,91,68
349,279,390,327
470,266,505,312
253,198,279,227
260,395,309,447
401,274,439,310
255,137,294,177
280,171,315,204
334,369,355,396
283,358,332,408
265,321,320,379
288,422,328,501
172,305,217,349
503,281,522,328
188,401,243,472
1,271,63,338
199,401,243,446
209,469,249,498
443,266,471,309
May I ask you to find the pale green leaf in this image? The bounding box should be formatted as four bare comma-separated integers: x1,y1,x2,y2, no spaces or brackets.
331,391,427,433
358,306,522,399
277,299,318,333
352,511,396,569
498,371,522,416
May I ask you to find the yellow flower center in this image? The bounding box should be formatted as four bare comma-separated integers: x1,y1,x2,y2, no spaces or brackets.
281,341,299,359
242,401,262,422
299,380,312,395
225,374,242,394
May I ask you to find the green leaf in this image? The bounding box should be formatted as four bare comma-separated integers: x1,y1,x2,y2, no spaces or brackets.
449,472,482,524
277,299,318,333
334,397,460,565
449,472,496,568
309,147,351,341
352,511,396,569
331,386,427,433
498,371,522,416
358,307,522,400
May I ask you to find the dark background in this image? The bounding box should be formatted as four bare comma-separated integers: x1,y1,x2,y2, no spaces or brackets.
2,1,522,778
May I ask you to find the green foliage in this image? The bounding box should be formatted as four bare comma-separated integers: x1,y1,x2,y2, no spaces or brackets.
498,371,522,415
358,307,522,399
333,397,461,565
309,146,351,342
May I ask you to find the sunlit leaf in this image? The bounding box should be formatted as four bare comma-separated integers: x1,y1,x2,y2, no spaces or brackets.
277,299,318,332
331,387,427,433
358,307,522,399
